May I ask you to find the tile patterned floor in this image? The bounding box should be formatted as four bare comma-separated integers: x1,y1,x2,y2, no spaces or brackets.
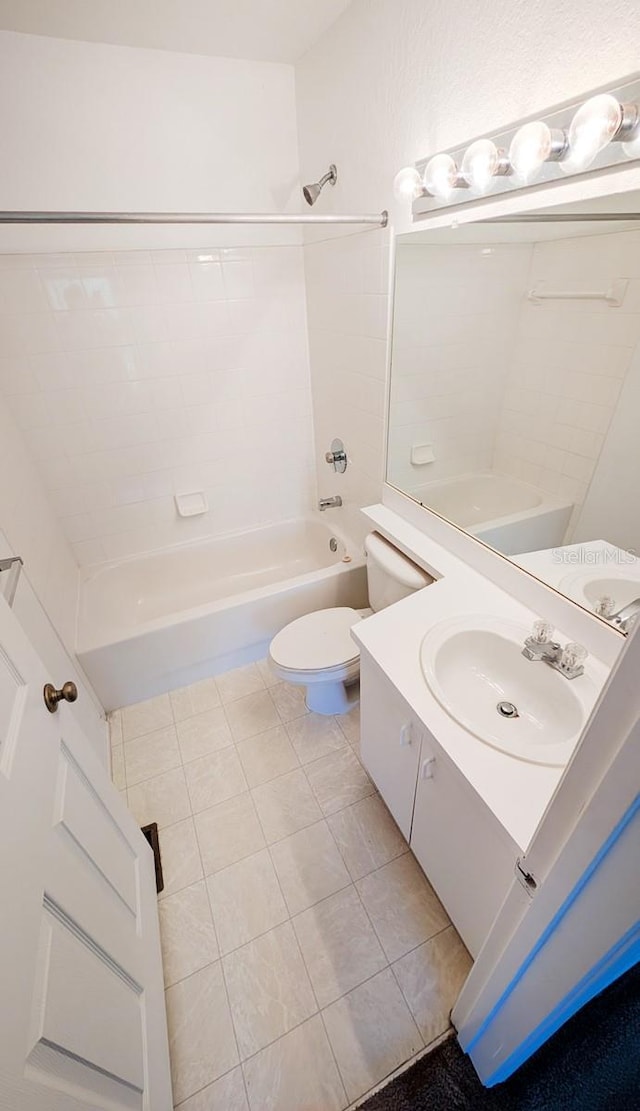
109,662,472,1110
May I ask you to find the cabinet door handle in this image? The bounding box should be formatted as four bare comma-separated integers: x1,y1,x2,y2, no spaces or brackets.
399,723,412,746
421,756,436,779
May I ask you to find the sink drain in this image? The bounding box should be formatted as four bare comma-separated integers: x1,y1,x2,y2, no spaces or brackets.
497,701,519,719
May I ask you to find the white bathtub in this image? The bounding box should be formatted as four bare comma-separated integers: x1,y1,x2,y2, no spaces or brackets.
77,517,368,710
411,472,573,556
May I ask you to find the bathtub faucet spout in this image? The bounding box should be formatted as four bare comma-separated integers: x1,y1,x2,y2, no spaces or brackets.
318,496,342,511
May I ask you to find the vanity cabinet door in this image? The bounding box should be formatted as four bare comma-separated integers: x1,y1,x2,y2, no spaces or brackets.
359,652,422,840
411,738,516,958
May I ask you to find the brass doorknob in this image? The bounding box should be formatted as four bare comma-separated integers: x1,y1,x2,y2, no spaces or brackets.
43,681,78,714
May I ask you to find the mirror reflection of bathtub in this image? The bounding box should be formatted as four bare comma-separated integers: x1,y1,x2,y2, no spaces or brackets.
408,472,573,556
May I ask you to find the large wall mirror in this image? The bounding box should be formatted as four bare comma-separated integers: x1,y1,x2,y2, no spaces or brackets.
387,191,640,631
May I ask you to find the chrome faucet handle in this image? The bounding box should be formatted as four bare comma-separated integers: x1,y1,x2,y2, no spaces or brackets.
531,619,554,643
557,642,588,679
522,620,560,663
595,595,615,618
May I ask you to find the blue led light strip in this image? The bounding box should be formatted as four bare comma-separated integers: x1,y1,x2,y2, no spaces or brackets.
464,791,640,1067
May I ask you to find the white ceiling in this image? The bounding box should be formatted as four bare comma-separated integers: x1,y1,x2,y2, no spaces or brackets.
0,0,353,63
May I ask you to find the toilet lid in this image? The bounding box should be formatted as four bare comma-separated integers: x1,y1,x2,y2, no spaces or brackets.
270,608,362,671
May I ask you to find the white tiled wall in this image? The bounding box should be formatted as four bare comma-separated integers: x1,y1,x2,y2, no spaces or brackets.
388,244,532,493
0,246,316,565
494,229,640,537
303,228,389,540
0,389,78,648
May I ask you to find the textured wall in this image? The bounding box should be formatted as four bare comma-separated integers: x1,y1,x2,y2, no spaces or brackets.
0,30,302,253
296,0,640,512
296,0,640,223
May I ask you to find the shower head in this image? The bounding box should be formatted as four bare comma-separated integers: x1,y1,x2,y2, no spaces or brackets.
303,164,337,206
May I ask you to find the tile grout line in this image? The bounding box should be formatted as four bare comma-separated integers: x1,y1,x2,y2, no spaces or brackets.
346,1031,454,1111
119,672,454,1106
184,757,248,1109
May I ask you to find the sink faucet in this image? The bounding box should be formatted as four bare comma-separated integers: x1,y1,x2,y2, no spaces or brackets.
318,496,342,511
609,597,640,634
522,621,587,680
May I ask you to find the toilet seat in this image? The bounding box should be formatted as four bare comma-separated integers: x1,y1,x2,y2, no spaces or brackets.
269,607,362,674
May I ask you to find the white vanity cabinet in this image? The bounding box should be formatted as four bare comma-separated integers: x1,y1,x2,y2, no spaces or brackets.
360,650,518,957
411,737,517,957
360,653,423,840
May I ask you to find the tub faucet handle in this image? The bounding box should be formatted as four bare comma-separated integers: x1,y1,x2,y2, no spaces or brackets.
325,438,347,473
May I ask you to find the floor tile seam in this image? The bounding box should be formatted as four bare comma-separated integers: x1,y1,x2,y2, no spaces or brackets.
324,800,410,883
318,962,428,1103
317,1008,351,1111
238,1008,349,1111
353,868,452,966
348,876,393,971
386,921,461,1037
178,733,241,770
300,754,377,819
124,744,184,789
280,716,350,766
168,677,223,725
207,867,291,959
225,928,322,1064
387,958,429,1048
345,1037,449,1111
289,881,392,1012
176,796,223,965
120,705,175,744
233,997,337,1072
125,761,190,801
315,779,378,821
193,793,268,875
199,870,244,1082
122,720,178,747
348,844,412,884
171,1059,244,1110
335,715,358,748
162,948,221,992
217,671,268,707
387,920,456,971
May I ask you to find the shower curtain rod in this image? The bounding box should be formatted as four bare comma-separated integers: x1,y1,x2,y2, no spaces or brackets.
0,210,388,226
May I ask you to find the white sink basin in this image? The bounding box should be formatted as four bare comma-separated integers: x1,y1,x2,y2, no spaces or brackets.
420,616,599,766
559,567,640,617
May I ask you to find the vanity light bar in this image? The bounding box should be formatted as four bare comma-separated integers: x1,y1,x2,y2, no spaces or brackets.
393,75,640,216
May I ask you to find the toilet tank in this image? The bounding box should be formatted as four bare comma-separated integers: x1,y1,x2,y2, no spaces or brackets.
364,532,433,611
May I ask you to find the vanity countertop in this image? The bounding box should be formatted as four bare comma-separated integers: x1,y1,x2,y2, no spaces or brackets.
352,505,609,852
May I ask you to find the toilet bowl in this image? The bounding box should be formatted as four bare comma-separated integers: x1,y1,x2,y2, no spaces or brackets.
269,606,370,714
268,532,433,714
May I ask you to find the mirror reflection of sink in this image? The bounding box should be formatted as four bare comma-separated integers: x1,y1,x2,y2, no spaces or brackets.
420,616,599,766
559,568,640,616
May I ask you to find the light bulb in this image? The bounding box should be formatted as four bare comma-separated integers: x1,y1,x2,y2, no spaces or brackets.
461,139,501,193
561,94,623,173
423,153,459,201
509,121,567,183
393,166,423,202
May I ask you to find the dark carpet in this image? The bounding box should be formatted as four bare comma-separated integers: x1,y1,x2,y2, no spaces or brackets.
360,960,640,1110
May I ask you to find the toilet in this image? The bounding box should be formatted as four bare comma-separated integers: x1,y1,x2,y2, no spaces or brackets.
268,532,432,714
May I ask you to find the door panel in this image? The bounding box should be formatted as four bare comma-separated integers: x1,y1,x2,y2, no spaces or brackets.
0,595,172,1110
54,746,138,914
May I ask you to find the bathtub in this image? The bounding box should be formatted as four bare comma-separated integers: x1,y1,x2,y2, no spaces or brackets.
411,472,573,557
77,517,368,710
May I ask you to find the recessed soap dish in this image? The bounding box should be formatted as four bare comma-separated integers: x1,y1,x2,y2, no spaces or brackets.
175,491,208,518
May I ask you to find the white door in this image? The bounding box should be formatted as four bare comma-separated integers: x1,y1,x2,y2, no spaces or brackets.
0,594,172,1110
